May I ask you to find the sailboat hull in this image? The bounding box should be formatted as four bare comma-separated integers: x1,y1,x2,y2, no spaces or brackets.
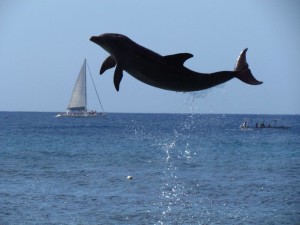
55,111,104,118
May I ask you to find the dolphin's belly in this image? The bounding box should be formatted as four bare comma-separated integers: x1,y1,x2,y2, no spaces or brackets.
124,62,177,90
124,63,203,91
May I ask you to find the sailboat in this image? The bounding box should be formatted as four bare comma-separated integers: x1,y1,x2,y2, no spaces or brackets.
56,59,105,117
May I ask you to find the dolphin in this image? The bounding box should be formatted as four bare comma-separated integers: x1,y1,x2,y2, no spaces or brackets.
90,33,262,92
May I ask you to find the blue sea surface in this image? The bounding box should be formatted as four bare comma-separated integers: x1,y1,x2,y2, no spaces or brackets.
0,112,299,224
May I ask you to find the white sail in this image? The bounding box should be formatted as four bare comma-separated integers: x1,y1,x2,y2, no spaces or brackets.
55,59,105,118
67,59,87,111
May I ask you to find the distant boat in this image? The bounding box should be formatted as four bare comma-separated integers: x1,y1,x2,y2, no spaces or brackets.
56,59,105,117
240,119,290,130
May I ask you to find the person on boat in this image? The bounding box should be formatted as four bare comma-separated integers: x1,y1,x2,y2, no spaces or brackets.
259,121,265,128
243,121,248,128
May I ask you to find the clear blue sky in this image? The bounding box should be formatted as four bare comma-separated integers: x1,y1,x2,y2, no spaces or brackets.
0,0,299,114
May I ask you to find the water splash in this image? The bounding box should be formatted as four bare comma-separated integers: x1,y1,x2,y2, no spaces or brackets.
183,84,227,114
185,90,209,101
156,114,200,224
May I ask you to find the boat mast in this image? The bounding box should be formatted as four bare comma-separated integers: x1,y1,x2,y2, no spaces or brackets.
84,59,87,112
87,60,105,113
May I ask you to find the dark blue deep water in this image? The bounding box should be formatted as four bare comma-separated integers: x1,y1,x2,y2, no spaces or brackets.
0,112,299,224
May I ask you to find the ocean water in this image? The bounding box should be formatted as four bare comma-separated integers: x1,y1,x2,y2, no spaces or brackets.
0,112,299,225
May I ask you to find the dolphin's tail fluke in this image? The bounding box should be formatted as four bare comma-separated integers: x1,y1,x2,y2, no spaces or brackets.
234,48,263,85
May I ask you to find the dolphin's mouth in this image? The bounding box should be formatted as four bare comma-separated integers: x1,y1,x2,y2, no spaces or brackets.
90,36,98,43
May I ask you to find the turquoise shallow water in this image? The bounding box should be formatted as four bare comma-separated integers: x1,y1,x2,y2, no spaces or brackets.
0,112,299,224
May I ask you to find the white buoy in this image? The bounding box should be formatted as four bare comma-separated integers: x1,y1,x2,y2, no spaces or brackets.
127,176,133,180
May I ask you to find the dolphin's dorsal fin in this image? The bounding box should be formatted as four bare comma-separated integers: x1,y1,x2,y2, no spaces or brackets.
100,56,116,75
164,53,193,66
114,65,123,91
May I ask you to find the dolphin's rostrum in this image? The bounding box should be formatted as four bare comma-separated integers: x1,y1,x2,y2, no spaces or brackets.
90,33,262,92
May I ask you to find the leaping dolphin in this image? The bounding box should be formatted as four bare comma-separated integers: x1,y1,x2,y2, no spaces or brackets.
90,33,262,92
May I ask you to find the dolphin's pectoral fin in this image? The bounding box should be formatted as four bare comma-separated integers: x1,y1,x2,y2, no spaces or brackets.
100,56,116,75
164,53,193,66
113,66,123,91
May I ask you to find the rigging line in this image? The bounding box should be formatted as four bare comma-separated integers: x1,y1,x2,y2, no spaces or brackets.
86,60,105,113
